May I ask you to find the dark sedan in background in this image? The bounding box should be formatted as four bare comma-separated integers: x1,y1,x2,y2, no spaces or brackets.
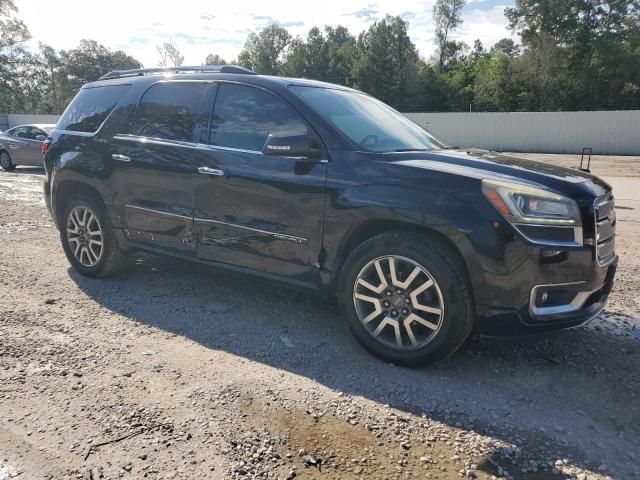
0,124,55,171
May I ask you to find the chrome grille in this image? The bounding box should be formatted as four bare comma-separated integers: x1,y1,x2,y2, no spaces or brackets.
594,195,616,265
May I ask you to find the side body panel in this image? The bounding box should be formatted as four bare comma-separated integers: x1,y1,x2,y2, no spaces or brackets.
192,146,327,285
109,136,197,255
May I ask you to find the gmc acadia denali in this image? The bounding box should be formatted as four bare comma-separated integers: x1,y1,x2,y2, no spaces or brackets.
43,66,618,366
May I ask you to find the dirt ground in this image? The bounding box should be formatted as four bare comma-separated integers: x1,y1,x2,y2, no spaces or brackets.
1,154,639,480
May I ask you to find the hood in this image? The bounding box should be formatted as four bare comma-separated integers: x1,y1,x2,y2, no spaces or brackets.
381,149,611,199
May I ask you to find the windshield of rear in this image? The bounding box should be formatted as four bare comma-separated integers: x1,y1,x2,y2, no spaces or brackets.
290,86,446,153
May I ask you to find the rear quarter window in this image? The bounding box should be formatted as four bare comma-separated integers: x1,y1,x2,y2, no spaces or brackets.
57,84,131,133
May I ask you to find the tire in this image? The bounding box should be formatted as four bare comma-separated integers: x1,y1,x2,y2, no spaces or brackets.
0,151,15,171
59,193,127,277
338,231,474,367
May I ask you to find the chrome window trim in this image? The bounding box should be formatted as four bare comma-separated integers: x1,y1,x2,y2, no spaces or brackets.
112,134,328,161
529,281,597,317
124,204,308,244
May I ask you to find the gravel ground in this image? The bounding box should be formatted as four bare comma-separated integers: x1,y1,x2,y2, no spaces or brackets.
1,156,639,480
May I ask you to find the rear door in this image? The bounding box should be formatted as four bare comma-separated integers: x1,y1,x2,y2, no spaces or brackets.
110,81,209,255
23,127,47,165
192,82,327,285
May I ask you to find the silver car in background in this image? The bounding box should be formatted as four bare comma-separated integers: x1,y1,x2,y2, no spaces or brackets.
0,124,55,171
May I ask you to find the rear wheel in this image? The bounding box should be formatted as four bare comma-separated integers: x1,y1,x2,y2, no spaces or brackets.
338,232,474,367
0,152,15,171
60,194,127,277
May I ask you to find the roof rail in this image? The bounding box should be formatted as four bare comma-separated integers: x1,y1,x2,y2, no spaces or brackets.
98,65,256,80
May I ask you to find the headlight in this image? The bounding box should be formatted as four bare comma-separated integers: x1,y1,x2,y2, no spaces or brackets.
482,179,583,245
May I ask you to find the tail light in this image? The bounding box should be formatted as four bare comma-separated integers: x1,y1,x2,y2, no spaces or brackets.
41,139,51,155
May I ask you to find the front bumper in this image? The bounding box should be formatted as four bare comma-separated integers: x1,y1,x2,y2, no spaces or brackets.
476,255,617,338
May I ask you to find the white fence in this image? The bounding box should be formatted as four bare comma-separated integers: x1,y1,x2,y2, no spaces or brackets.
405,111,640,155
2,111,639,155
0,114,60,131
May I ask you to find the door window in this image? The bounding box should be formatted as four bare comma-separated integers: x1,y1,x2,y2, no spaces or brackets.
209,84,307,151
8,127,29,139
26,127,45,140
124,82,208,142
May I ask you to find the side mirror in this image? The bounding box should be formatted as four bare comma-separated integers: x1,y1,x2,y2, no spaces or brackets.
35,135,47,141
262,132,318,158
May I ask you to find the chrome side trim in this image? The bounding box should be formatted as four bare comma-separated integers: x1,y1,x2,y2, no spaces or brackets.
124,204,308,244
195,217,308,244
125,204,192,221
529,281,599,317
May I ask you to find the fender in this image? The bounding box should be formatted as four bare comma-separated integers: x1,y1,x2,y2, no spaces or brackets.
320,181,500,297
50,148,116,228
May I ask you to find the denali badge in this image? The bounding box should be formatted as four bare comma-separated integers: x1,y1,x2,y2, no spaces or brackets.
267,145,291,150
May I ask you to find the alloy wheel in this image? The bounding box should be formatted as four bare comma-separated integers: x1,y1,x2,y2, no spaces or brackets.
66,206,104,267
353,255,445,350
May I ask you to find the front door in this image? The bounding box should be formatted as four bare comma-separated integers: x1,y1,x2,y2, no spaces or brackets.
110,80,209,255
193,82,327,286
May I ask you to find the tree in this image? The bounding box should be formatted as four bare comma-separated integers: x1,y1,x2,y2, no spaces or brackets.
281,25,356,84
506,0,640,109
433,0,466,71
491,38,520,56
55,40,141,109
0,0,32,112
237,24,291,75
204,53,227,65
157,39,184,67
352,16,422,109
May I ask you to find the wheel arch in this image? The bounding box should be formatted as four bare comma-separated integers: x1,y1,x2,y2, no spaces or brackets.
53,179,107,229
329,219,483,306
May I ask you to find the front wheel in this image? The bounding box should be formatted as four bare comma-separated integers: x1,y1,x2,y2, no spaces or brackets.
338,232,474,367
60,195,127,277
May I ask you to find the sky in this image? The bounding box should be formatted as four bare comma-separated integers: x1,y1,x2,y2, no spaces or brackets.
15,0,515,68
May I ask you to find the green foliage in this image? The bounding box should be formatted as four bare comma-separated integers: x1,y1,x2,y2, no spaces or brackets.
2,1,639,114
351,16,422,109
237,24,291,75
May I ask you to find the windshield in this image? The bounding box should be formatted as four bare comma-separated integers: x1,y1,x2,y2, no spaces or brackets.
290,86,446,153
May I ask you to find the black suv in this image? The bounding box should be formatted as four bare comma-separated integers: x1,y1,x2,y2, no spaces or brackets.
43,66,617,366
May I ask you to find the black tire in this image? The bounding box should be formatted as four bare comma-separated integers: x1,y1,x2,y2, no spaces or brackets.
0,151,16,171
59,193,127,278
337,231,474,367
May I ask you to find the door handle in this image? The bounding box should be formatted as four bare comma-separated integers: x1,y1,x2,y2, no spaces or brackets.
198,166,224,176
112,154,131,162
